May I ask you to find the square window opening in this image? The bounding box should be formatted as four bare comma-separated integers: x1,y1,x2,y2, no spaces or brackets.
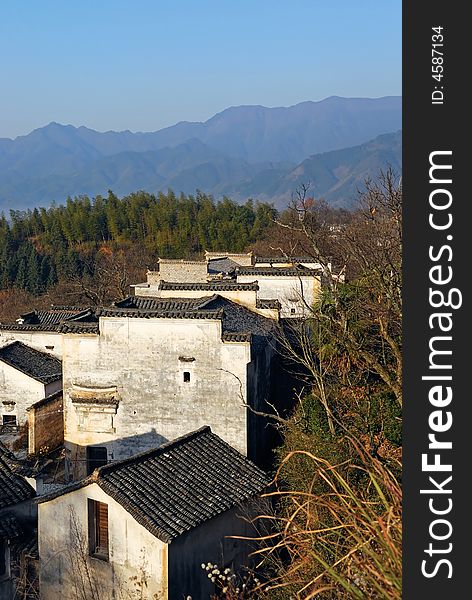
86,446,108,476
2,415,17,427
183,371,191,383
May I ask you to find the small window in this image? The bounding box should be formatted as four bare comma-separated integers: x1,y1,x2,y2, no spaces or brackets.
290,308,296,315
88,500,109,560
2,415,16,427
86,447,108,475
183,371,191,383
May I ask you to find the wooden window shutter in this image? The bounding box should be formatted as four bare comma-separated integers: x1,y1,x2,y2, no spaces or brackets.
88,499,109,559
96,502,109,557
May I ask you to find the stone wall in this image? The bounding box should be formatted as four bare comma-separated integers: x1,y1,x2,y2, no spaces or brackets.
158,259,208,283
27,392,64,455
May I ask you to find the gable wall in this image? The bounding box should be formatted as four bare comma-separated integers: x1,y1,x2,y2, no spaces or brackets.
237,274,321,317
0,362,47,428
0,331,63,358
63,318,252,479
38,483,168,600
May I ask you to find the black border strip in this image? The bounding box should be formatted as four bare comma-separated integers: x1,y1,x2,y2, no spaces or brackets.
403,3,467,597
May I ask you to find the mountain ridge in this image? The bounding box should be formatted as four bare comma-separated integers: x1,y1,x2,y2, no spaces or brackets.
0,96,401,211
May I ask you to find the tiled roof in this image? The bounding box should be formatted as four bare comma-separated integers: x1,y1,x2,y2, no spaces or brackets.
100,295,275,346
60,321,100,334
0,341,62,384
205,252,253,259
209,296,275,339
0,512,22,539
207,257,240,275
254,256,319,264
237,266,322,277
0,296,275,346
222,332,252,343
114,296,212,311
71,396,119,406
159,281,259,292
39,427,270,543
158,259,205,265
0,322,61,332
17,307,86,326
0,307,98,334
256,299,281,310
0,442,36,510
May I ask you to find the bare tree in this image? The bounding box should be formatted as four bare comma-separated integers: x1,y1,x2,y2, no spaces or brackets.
276,170,402,407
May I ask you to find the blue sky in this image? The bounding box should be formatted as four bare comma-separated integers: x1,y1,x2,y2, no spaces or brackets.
0,1,401,138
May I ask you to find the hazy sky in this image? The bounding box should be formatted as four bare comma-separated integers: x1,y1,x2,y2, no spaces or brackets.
0,1,401,139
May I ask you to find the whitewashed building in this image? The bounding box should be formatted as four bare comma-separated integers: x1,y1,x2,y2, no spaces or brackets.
131,253,323,318
0,342,62,431
61,294,277,479
236,265,322,318
0,306,95,359
38,427,269,600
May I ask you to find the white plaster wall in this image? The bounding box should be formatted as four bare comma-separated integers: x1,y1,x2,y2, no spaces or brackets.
63,318,252,477
0,363,47,426
237,275,321,317
38,483,168,600
0,331,63,358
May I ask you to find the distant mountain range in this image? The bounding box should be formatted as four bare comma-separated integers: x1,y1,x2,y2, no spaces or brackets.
0,96,401,211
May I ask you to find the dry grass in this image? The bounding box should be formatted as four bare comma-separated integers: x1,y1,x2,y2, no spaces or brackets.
253,441,401,599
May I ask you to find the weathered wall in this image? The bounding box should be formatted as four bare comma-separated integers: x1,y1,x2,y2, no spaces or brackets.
0,363,49,428
63,318,253,479
27,392,64,454
38,483,168,600
158,260,208,283
0,331,63,358
237,274,321,317
168,502,261,600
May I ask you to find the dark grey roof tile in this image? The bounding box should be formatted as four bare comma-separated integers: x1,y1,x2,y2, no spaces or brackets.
0,442,36,510
0,342,62,384
159,281,259,292
39,427,270,543
0,513,22,539
237,266,322,276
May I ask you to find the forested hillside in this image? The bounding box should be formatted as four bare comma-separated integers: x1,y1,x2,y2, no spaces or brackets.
0,190,276,298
